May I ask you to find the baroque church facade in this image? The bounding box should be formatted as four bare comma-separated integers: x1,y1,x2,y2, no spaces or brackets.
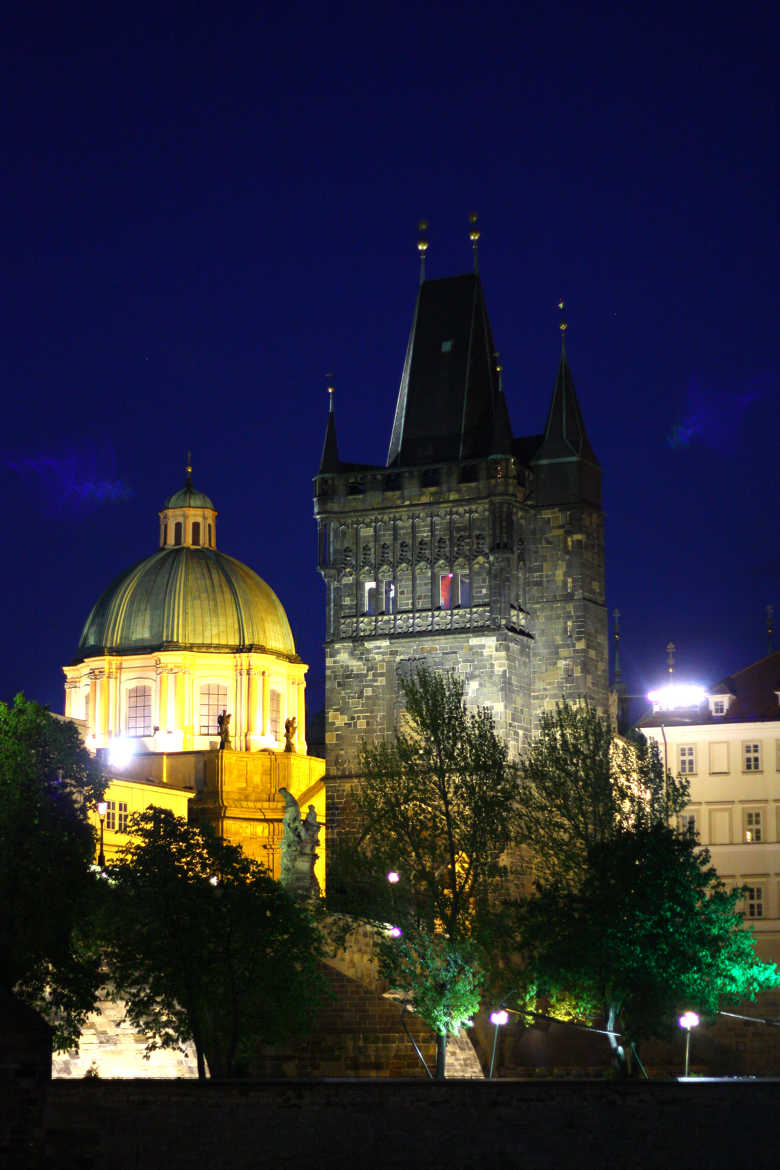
314,262,608,836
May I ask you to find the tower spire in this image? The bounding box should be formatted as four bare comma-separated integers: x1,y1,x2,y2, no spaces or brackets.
417,220,429,284
318,375,340,474
468,212,480,274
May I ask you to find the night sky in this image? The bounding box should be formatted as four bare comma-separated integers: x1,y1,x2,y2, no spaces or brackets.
3,1,777,722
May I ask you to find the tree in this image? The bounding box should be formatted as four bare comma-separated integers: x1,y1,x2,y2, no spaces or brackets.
517,823,779,1075
328,668,519,1077
518,701,688,887
0,695,107,1049
102,808,324,1077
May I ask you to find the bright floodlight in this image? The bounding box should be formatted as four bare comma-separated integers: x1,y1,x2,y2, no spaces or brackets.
97,801,107,817
108,738,135,769
490,1010,509,1027
647,684,707,712
389,926,403,938
387,871,400,884
678,1011,700,1030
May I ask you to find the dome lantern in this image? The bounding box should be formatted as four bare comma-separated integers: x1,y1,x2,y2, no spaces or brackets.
159,458,218,550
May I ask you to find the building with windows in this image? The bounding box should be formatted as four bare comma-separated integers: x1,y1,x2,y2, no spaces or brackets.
63,468,325,883
640,651,780,961
314,255,608,840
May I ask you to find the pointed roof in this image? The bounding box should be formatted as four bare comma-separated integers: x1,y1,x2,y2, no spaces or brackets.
318,393,340,474
532,335,597,466
386,273,512,467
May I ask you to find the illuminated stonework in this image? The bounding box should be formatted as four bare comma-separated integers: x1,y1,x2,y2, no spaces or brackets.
64,473,308,755
64,471,326,882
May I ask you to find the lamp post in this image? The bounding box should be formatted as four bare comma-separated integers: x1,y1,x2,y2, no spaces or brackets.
679,1010,700,1077
488,1009,509,1079
97,800,107,869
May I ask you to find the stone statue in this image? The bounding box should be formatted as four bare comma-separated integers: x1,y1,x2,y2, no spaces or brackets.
217,709,232,751
279,787,320,897
284,715,297,753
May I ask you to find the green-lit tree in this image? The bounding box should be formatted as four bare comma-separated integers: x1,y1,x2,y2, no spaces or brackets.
0,695,107,1049
328,668,519,1077
102,808,324,1078
517,823,779,1075
519,700,688,887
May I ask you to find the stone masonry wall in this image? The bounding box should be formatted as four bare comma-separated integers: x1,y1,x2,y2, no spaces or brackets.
526,502,608,723
324,628,532,845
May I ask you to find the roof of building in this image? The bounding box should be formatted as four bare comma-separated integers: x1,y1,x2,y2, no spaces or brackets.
531,336,598,468
76,547,296,661
162,484,216,510
708,652,780,721
386,273,513,467
639,651,780,727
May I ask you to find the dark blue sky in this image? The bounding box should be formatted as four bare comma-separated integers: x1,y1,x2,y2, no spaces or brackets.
2,0,777,719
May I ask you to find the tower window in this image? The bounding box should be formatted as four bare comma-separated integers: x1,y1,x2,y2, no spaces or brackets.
174,521,183,546
440,572,470,609
364,581,377,615
208,523,213,548
192,521,201,546
163,522,168,546
127,685,152,737
384,582,396,613
199,684,228,736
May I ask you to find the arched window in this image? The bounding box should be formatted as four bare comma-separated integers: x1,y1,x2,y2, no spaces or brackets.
127,685,152,737
208,523,213,548
174,521,183,546
163,522,168,546
199,684,228,736
192,521,201,546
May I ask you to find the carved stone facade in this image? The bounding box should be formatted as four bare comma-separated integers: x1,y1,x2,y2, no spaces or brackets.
314,270,609,845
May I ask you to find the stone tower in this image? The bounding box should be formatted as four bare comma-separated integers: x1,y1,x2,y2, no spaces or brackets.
314,257,608,837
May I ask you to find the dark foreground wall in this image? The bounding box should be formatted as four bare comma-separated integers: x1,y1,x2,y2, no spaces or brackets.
43,1079,780,1170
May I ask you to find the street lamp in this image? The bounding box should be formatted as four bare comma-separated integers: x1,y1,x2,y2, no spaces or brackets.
679,1010,700,1077
386,871,400,884
488,1009,509,1079
97,801,107,869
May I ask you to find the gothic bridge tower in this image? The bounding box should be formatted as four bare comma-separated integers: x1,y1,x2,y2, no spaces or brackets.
314,227,608,835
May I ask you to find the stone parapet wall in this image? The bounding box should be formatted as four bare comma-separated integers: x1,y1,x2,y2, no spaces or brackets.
43,1079,780,1169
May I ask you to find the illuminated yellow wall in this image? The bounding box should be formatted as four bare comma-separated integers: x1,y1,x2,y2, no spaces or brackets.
64,648,309,755
90,774,193,863
108,747,326,891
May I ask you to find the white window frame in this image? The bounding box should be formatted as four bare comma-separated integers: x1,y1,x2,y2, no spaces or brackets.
744,884,765,919
743,742,762,773
679,744,697,775
269,689,283,739
679,811,698,836
126,684,152,738
744,809,764,843
199,684,228,737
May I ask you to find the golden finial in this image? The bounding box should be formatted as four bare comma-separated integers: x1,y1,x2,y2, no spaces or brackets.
326,374,334,412
185,451,193,489
666,641,676,675
558,299,567,343
469,211,480,273
417,220,429,283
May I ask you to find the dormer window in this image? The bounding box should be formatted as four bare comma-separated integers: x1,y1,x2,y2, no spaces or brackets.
708,694,733,716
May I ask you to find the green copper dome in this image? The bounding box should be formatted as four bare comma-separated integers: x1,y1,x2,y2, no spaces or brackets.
162,485,215,510
77,547,296,660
